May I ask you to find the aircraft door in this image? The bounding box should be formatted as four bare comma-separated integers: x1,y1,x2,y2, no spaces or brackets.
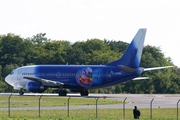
17,69,22,80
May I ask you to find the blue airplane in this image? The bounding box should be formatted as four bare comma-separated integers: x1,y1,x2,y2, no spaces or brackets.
5,29,173,96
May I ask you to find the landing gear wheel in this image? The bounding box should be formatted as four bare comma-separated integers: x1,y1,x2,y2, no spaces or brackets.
19,90,24,95
80,90,89,96
58,90,67,96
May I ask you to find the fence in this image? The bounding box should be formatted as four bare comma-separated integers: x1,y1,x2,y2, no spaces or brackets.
0,93,180,119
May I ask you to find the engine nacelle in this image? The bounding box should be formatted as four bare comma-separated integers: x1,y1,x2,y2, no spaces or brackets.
26,81,46,93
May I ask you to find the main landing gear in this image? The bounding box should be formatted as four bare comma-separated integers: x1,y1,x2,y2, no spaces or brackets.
58,90,67,96
80,90,89,96
58,89,89,96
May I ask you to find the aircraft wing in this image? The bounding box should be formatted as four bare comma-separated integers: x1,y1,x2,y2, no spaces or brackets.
23,76,64,87
143,66,174,71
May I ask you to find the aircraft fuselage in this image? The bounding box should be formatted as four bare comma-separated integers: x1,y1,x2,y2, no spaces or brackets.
6,65,142,91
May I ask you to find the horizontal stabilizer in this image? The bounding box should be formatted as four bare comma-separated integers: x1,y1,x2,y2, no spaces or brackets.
132,77,149,80
144,66,174,71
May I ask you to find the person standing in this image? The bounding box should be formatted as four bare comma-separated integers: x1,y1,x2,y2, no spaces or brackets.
133,106,140,119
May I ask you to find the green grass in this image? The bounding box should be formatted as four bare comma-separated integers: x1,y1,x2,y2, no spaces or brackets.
0,108,179,120
0,96,179,119
0,96,122,108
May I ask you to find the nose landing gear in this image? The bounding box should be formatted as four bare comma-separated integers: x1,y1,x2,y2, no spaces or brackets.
19,89,24,95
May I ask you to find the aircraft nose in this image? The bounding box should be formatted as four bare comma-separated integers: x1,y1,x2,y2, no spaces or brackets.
5,75,11,84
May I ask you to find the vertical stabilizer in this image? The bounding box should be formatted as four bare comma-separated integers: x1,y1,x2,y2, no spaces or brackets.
107,28,146,68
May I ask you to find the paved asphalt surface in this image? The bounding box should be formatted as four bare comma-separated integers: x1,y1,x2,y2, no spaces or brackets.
0,93,180,110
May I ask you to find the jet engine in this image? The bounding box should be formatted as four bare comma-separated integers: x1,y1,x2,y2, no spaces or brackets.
26,81,46,93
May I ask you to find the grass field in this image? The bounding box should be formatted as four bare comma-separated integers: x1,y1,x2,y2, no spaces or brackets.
0,96,122,107
0,96,179,119
0,108,178,120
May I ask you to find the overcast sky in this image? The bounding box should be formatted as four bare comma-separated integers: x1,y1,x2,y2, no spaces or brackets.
0,0,180,67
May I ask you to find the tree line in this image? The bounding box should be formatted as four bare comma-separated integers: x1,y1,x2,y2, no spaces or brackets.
0,33,179,94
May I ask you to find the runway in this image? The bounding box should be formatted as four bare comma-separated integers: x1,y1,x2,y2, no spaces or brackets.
0,93,180,110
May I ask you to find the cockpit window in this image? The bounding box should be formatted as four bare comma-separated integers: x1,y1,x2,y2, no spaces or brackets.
10,71,14,75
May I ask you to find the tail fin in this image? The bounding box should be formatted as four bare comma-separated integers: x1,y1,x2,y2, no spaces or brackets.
106,28,146,68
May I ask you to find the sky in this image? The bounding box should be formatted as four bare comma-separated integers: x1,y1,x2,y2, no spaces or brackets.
0,0,180,67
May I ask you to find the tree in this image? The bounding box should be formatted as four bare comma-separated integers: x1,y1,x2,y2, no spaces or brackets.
29,33,50,45
2,64,19,78
0,34,25,66
104,39,128,53
0,33,178,94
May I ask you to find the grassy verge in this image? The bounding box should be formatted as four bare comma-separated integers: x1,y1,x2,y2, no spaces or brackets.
0,96,122,107
0,96,179,119
0,108,178,120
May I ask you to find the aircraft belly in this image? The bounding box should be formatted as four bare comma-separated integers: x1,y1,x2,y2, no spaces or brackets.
13,79,29,89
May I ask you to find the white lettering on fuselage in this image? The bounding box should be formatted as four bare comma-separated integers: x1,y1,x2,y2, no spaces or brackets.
107,71,121,76
114,72,121,75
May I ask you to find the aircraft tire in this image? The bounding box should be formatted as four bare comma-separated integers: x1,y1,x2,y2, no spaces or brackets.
19,90,24,95
58,90,67,96
80,90,89,96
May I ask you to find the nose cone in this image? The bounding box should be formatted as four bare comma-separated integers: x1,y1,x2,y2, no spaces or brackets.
5,75,11,84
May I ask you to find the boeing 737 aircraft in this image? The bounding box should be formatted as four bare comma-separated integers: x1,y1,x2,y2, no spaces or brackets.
5,29,173,96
